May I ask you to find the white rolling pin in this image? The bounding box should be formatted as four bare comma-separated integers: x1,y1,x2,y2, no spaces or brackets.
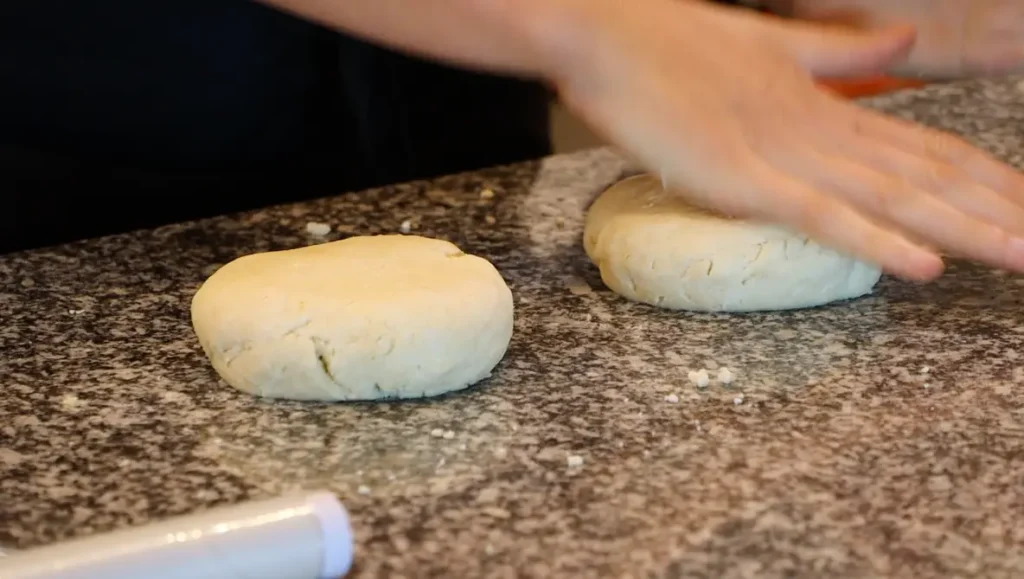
0,490,353,579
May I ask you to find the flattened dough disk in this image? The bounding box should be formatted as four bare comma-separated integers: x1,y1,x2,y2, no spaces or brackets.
191,235,514,401
583,175,882,312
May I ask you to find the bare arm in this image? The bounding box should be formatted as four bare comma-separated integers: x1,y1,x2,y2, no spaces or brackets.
257,0,585,79
256,0,1024,281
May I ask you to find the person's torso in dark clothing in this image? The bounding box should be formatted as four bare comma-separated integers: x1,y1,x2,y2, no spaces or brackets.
0,0,551,252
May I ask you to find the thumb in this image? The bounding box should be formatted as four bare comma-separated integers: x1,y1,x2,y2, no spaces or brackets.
773,22,916,78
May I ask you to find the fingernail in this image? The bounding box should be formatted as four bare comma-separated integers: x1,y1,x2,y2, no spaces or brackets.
1009,237,1024,270
902,247,944,282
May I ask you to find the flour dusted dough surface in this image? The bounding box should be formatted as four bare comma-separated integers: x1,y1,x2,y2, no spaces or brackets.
583,175,882,312
191,235,514,401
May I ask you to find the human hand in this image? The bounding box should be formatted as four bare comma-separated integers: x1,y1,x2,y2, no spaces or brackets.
780,0,1024,78
545,0,1024,280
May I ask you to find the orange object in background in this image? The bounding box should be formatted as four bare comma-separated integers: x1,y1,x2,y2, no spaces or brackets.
818,76,926,98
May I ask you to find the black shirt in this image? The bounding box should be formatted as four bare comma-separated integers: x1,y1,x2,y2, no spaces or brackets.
0,0,551,252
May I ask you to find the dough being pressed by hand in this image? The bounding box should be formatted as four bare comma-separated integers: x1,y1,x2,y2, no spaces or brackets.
191,235,514,401
583,175,882,312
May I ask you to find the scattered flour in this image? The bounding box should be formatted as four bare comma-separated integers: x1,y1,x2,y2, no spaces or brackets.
305,222,331,236
717,367,735,384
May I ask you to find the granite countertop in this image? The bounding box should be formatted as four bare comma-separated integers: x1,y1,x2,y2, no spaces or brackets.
5,77,1024,578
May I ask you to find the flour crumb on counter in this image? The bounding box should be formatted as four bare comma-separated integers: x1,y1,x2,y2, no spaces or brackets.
357,485,371,495
664,393,680,403
60,394,85,410
443,430,455,440
717,367,735,384
399,219,412,234
485,215,497,226
430,428,444,438
688,369,710,388
68,308,83,315
480,188,495,199
567,455,584,468
921,366,931,374
305,221,331,236
733,393,745,405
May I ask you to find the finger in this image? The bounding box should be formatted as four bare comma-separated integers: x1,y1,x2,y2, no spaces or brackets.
880,184,1024,271
773,22,916,77
977,3,1024,35
963,43,1024,75
797,151,1024,271
747,164,944,280
845,105,1024,207
773,145,938,250
838,138,1024,238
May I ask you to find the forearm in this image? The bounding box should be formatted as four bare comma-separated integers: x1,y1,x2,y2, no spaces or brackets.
258,0,589,80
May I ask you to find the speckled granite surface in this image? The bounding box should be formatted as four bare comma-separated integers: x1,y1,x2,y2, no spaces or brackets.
5,77,1024,578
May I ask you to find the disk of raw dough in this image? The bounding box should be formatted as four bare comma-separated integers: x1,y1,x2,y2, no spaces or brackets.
191,235,514,401
583,174,882,312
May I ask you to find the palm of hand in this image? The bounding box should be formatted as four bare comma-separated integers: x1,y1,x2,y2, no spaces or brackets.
789,0,1024,78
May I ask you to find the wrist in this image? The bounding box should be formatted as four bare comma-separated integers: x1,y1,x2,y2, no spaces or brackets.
497,0,659,89
473,0,605,83
518,0,724,91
